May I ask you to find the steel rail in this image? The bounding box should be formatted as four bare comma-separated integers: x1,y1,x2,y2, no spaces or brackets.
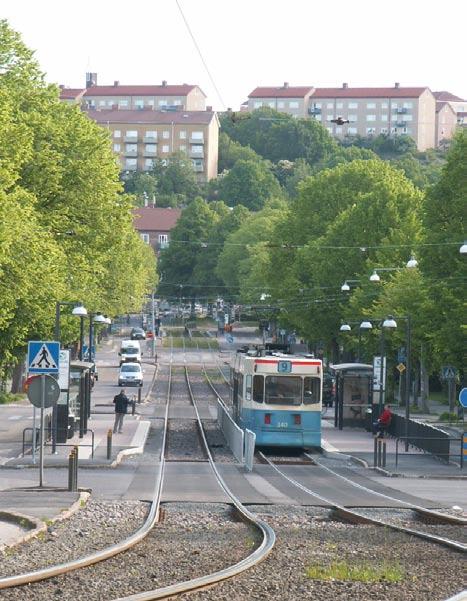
0,364,171,591
112,365,276,601
259,452,466,553
305,453,467,527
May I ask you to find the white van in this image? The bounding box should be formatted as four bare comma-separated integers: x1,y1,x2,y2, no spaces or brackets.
119,340,142,365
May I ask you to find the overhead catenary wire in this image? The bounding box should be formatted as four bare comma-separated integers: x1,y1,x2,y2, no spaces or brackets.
175,0,226,111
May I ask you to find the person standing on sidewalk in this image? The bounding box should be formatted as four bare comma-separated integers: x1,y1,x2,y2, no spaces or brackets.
113,389,129,434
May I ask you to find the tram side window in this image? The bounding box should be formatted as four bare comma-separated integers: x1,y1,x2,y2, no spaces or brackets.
245,375,252,401
238,373,244,400
304,377,321,404
253,375,264,403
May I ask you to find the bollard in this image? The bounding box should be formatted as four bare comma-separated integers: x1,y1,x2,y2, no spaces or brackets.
107,429,112,460
373,437,378,468
68,451,74,491
73,446,79,491
137,387,142,404
382,440,387,468
377,439,382,467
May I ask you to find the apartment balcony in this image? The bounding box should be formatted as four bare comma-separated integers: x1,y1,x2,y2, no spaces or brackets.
124,164,137,172
190,150,204,158
190,137,204,144
192,162,204,172
143,149,158,157
124,150,138,157
144,136,158,143
308,107,322,115
396,107,408,114
124,135,138,143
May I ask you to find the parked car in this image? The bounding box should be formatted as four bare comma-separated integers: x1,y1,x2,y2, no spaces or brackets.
118,363,143,387
131,327,146,340
323,372,336,408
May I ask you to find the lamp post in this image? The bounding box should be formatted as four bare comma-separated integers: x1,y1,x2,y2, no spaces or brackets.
339,320,373,362
88,313,107,363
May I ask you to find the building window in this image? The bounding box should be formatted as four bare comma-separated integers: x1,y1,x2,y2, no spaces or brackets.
348,114,357,122
403,102,413,109
403,115,413,121
366,127,376,135
140,233,150,244
391,114,398,122
381,127,388,134
381,114,388,121
348,127,357,135
118,100,128,108
126,130,137,138
146,131,157,140
327,102,334,109
162,145,170,153
158,100,167,107
158,234,168,247
405,128,411,134
315,115,322,121
314,103,322,108
180,130,187,139
148,100,154,107
179,145,186,152
289,101,299,109
367,102,376,109
191,131,204,140
99,100,106,106
125,158,137,168
381,102,388,109
335,127,343,135
327,115,334,122
113,143,121,152
277,101,285,108
191,158,204,170
348,102,358,109
114,130,121,138
268,101,275,108
336,102,343,109
125,143,137,152
254,101,262,108
145,144,157,153
162,131,170,139
145,159,154,168
174,100,181,106
135,99,144,109
366,115,376,121
191,145,203,154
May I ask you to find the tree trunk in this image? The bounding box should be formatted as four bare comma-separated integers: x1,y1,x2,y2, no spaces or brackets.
10,359,25,394
419,343,430,413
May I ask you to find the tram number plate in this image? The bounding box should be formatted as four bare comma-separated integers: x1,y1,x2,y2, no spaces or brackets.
278,361,292,373
277,422,288,428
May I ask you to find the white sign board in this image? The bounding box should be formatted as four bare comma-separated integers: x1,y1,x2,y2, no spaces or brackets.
58,349,70,391
373,356,386,391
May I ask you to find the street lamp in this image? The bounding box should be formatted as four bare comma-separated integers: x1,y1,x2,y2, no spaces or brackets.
406,255,418,268
339,320,373,361
341,279,360,292
460,242,467,254
88,313,107,363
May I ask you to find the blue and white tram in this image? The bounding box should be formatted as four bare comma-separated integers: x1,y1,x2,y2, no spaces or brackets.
230,349,322,448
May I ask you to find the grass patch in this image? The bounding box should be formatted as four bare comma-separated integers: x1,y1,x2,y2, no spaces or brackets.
438,412,460,422
0,392,26,404
306,560,404,583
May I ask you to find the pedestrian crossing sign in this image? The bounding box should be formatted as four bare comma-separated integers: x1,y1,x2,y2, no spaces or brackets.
28,341,60,374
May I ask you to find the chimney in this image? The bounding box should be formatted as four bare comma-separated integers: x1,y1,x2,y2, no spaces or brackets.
113,80,119,87
162,80,167,87
86,72,97,88
283,82,289,89
395,82,400,88
206,105,212,112
342,82,348,89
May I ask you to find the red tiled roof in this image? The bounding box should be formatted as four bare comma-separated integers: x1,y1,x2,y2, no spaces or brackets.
249,86,314,98
312,87,428,98
59,88,86,100
86,109,216,125
433,91,465,102
132,207,182,232
84,85,201,97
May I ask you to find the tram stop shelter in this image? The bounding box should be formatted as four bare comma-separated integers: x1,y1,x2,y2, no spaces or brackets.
330,363,374,430
57,360,94,442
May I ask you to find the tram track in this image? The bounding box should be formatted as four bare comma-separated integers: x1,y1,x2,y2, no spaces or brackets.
0,340,275,601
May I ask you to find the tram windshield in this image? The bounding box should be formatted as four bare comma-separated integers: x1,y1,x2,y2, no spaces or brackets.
265,376,302,405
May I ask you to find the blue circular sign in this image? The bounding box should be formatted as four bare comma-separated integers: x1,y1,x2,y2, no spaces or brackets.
459,388,467,409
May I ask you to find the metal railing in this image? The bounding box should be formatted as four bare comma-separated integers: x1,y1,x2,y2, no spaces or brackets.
244,429,256,472
395,436,464,470
22,427,95,459
388,414,451,461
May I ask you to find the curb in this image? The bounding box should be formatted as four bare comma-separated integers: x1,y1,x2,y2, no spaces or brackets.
111,422,151,468
0,490,89,552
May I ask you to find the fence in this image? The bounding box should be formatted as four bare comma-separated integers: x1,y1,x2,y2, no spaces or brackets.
394,436,464,470
217,399,244,464
388,414,451,461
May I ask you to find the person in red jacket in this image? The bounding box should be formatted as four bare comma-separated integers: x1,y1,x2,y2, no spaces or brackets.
374,404,392,438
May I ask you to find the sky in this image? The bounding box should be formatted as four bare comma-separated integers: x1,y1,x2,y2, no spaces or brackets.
2,0,467,111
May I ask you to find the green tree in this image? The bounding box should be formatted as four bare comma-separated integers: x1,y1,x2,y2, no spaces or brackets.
216,159,282,210
151,152,201,206
218,131,262,172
